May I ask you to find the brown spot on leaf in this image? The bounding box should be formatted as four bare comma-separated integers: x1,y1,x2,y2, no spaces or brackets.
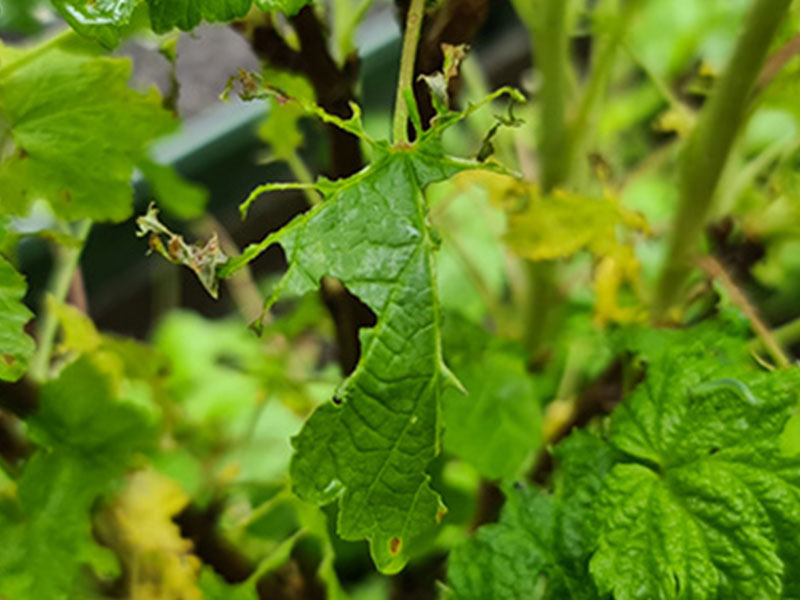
167,237,182,261
61,190,72,203
436,507,448,523
389,537,402,556
2,354,15,366
18,147,28,159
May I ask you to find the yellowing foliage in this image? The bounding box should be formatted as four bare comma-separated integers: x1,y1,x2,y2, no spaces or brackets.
456,171,648,323
98,469,202,600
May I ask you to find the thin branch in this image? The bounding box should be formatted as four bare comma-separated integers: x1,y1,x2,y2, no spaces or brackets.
67,267,89,315
29,219,92,382
756,31,800,92
393,0,427,144
699,255,790,368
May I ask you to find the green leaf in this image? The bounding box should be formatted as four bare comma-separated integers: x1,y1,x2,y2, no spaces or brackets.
271,145,472,574
447,431,618,600
442,335,542,480
254,0,311,16
49,0,138,47
226,141,479,572
0,254,34,381
448,486,553,600
591,332,800,600
51,0,313,38
0,356,157,599
0,50,175,222
147,0,252,32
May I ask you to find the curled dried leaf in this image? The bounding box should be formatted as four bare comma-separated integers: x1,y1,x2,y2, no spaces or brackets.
136,203,227,298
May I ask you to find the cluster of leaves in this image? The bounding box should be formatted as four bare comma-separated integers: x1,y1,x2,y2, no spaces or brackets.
449,322,800,599
2,0,800,599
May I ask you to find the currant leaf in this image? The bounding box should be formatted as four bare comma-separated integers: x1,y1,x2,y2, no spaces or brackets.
147,0,251,33
441,317,543,480
447,431,618,600
0,50,175,222
49,0,138,47
0,356,157,599
591,333,800,600
262,144,472,574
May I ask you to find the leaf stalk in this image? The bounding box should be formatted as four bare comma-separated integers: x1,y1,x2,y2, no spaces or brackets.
392,0,426,144
29,219,92,382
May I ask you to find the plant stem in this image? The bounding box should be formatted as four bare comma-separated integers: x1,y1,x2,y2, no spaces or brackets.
392,0,426,144
533,0,573,192
773,319,800,349
570,0,643,183
750,315,800,358
522,260,559,362
286,152,323,206
246,528,307,585
29,219,92,382
519,0,573,362
653,0,792,319
699,256,790,368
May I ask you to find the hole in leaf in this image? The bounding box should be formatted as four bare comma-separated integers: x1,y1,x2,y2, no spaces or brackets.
320,277,376,375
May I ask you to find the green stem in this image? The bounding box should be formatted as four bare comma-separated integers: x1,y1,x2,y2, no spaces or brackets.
751,316,800,357
718,136,800,216
522,260,559,363
654,0,793,319
624,43,685,111
236,486,292,533
518,0,574,362
533,0,573,192
565,0,644,192
29,219,92,382
286,151,323,206
392,0,426,144
246,527,307,585
570,0,644,161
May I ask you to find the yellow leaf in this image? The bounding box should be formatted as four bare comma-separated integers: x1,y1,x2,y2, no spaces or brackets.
594,246,647,325
454,171,649,324
98,469,202,600
49,298,102,355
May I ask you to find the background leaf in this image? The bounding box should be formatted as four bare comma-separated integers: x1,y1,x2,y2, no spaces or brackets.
0,254,34,381
49,0,139,47
0,356,157,599
0,50,175,222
